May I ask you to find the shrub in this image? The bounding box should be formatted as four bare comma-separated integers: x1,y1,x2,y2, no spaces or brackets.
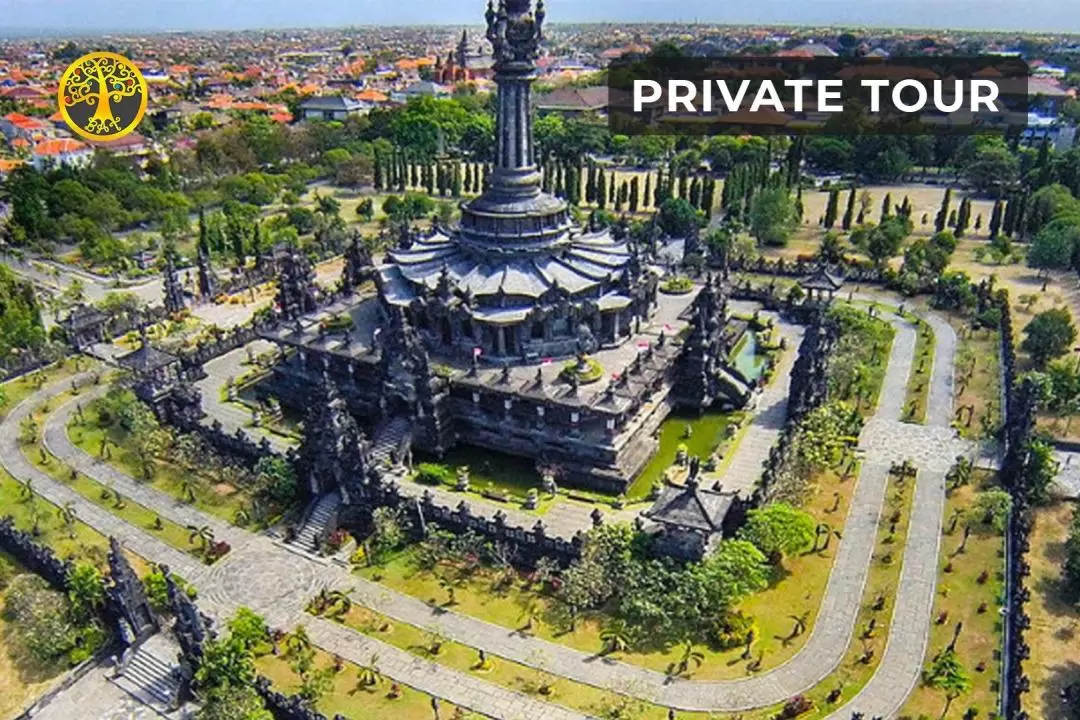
560,356,604,384
709,610,756,650
660,276,694,294
416,463,454,486
780,695,814,718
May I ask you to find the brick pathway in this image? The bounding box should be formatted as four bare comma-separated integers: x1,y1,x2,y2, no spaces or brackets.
5,302,994,718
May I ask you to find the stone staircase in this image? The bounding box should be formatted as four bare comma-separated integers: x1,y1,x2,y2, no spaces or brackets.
291,491,341,552
110,633,182,713
371,416,412,468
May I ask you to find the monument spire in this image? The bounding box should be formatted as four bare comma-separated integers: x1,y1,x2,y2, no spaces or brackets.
484,0,545,199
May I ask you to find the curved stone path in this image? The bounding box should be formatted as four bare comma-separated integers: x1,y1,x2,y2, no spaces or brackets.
2,376,590,720
10,304,992,718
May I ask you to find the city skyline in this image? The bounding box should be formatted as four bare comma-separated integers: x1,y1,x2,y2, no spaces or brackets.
2,0,1080,35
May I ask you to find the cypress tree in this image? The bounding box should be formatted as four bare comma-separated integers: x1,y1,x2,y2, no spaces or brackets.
373,153,383,190
689,177,702,209
654,168,664,206
947,209,957,228
974,213,982,231
842,187,856,230
795,185,804,221
1014,189,1029,237
1001,195,1017,237
609,174,617,204
410,162,418,189
955,197,971,237
703,177,716,216
597,171,607,209
426,163,436,195
935,187,952,233
629,177,640,213
452,163,462,198
900,196,912,219
824,189,840,229
880,192,892,222
568,165,581,205
586,164,597,204
989,199,1004,238
677,171,689,201
643,173,652,210
856,209,865,225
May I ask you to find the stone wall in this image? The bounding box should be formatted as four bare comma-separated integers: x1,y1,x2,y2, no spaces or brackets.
0,516,74,592
352,481,586,568
252,676,348,720
994,287,1034,720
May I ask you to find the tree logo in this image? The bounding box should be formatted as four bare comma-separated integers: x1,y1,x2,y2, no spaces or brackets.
58,52,148,142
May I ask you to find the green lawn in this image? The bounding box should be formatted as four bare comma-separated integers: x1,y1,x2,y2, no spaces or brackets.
951,320,1002,441
20,399,203,562
255,641,468,720
0,357,89,422
321,602,701,720
903,315,936,424
67,414,251,527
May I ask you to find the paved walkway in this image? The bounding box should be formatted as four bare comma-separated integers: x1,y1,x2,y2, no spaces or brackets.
706,303,804,496
4,376,591,720
4,302,993,718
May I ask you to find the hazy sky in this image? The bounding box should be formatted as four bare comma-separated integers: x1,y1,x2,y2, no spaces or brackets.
2,0,1079,34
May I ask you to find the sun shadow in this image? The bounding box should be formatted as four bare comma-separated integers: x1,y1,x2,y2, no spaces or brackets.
1038,660,1080,720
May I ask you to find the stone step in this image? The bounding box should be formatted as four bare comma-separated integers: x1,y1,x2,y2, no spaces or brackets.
112,642,183,711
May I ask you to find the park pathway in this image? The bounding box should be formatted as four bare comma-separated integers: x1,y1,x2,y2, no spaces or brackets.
2,375,593,720
8,302,991,717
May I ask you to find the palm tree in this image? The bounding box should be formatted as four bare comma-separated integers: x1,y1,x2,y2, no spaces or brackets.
788,611,810,639
57,502,77,539
520,600,543,635
600,621,632,655
355,653,382,689
186,524,214,552
945,456,972,489
926,647,971,718
27,497,45,536
324,589,352,618
179,473,202,503
284,625,312,660
674,639,704,677
426,630,448,657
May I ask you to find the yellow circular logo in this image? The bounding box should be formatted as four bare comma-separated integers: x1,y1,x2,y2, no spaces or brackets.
58,52,148,142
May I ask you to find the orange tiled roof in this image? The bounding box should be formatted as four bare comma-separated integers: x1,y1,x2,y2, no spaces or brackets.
355,89,388,102
269,112,292,123
0,158,26,173
11,137,30,149
32,138,89,156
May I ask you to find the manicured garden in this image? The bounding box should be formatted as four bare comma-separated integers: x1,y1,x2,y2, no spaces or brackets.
898,467,1008,720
